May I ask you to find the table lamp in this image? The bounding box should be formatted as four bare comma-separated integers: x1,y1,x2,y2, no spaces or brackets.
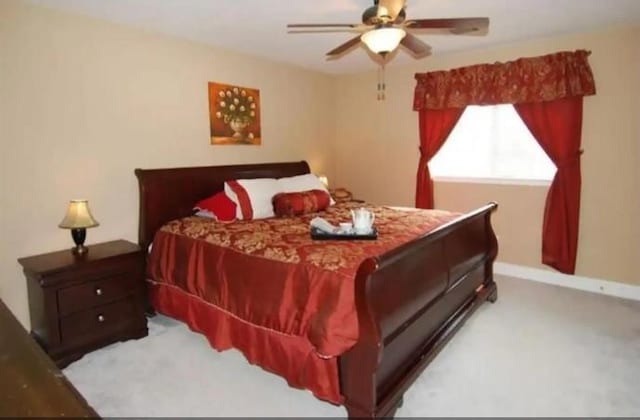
317,174,329,188
58,199,99,255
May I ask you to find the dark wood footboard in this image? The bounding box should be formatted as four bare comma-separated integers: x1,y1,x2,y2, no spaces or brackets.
340,203,498,418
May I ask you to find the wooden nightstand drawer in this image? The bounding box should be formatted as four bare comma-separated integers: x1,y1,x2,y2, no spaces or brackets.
60,298,140,344
57,271,139,317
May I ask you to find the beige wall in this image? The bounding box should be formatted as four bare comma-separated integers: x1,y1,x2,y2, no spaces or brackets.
0,0,336,327
334,25,640,286
1,1,638,329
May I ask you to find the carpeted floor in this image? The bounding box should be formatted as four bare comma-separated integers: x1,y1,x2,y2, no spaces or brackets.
63,275,640,417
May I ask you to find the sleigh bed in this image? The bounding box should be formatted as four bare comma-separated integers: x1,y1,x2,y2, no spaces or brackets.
135,160,498,418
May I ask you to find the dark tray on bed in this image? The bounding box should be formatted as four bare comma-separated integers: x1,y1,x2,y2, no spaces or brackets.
310,227,378,241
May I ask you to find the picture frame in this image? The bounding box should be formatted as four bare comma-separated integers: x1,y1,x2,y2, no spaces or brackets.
208,82,262,145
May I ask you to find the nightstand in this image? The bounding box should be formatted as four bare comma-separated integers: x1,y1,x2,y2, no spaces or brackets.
330,188,364,204
18,240,148,368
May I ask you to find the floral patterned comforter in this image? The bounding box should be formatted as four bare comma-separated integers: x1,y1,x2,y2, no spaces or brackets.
147,202,460,357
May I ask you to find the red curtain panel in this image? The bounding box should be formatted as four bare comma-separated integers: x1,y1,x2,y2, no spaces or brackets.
514,98,584,274
412,50,596,274
415,108,464,209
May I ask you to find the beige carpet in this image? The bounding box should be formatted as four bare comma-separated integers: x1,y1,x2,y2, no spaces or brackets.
64,275,640,417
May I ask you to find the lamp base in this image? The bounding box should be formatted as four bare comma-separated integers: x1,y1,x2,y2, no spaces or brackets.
72,244,88,255
71,228,88,255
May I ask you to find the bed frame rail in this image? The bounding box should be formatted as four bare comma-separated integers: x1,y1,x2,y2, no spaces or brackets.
340,203,498,418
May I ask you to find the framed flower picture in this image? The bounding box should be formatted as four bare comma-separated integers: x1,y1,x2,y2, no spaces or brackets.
208,82,262,145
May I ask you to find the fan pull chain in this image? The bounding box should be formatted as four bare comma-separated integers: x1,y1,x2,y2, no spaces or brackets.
377,65,382,100
381,61,386,101
377,59,387,101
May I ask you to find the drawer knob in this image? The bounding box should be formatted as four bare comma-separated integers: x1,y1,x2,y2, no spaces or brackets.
97,314,105,323
95,287,103,296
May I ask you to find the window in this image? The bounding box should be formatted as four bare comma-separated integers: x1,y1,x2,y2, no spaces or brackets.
429,105,556,184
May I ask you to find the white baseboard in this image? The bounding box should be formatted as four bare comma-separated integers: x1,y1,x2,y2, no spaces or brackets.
494,261,640,302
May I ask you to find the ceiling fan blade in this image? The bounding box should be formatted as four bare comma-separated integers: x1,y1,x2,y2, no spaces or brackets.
450,24,489,35
400,33,432,58
407,17,489,33
377,0,405,21
287,23,370,34
288,29,360,34
326,35,362,57
287,23,360,28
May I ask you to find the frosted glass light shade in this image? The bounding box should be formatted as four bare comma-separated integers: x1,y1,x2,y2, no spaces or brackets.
58,200,99,229
361,27,406,54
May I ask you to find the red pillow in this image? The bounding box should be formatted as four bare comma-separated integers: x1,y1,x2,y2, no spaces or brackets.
194,192,237,222
272,189,330,217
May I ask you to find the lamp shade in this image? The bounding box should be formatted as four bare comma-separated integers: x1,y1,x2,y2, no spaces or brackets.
58,200,99,229
317,175,329,188
361,27,406,54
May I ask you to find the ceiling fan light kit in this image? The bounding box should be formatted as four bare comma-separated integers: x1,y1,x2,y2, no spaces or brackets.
361,27,406,55
287,0,489,100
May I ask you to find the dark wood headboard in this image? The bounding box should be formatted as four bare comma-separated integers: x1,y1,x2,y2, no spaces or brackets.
134,161,310,249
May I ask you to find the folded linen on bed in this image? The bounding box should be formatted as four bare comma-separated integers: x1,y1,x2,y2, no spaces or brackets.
146,202,460,358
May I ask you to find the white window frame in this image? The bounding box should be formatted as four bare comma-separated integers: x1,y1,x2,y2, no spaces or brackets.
429,104,556,187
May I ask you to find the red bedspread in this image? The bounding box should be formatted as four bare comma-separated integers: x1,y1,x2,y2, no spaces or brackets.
147,202,460,358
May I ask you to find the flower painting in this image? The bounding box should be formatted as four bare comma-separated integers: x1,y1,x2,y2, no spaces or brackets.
208,82,261,145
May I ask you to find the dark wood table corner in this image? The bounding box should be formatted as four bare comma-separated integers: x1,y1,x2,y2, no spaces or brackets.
0,298,99,417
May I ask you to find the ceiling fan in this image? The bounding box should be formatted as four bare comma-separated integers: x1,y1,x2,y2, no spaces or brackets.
287,0,489,60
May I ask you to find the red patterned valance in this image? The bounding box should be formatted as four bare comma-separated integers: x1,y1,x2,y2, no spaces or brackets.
413,50,596,110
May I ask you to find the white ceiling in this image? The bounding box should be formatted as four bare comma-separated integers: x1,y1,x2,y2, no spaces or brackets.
28,0,640,74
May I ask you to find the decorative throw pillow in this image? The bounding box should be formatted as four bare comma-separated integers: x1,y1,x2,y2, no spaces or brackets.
193,192,237,222
277,174,335,205
272,189,331,217
224,178,282,220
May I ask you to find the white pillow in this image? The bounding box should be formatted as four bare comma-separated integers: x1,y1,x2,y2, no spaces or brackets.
194,210,215,219
224,178,281,220
277,174,335,205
